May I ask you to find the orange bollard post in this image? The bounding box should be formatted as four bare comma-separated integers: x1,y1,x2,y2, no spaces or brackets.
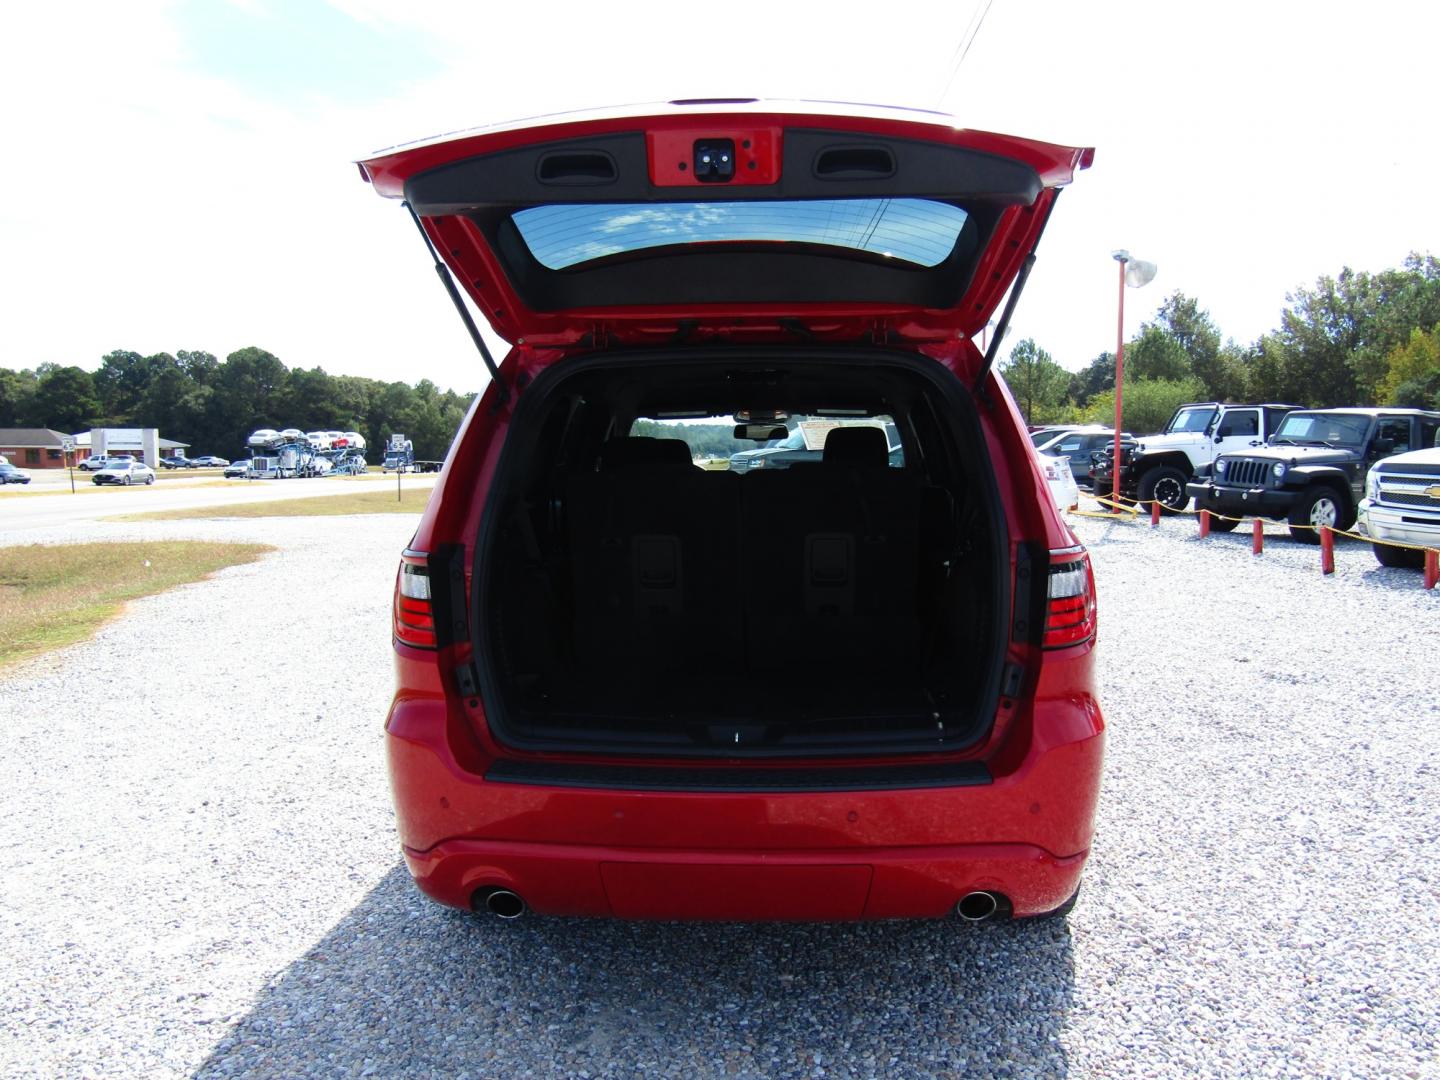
1426,549,1438,591
1150,500,1161,527
1320,525,1335,575
1252,518,1264,555
1199,509,1211,538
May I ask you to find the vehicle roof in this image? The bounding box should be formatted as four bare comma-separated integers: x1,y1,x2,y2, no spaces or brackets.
1177,402,1303,409
1283,407,1440,417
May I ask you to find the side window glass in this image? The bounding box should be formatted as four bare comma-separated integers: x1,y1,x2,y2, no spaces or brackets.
1056,436,1084,453
1421,420,1440,449
1375,420,1410,454
1218,410,1258,437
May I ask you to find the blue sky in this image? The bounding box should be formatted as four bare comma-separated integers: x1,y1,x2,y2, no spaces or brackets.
1,0,1436,394
172,0,439,106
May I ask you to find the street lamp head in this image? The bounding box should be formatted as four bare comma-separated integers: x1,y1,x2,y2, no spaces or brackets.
1124,259,1158,288
1111,249,1130,263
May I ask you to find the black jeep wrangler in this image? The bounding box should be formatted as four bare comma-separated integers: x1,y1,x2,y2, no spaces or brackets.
1187,408,1440,543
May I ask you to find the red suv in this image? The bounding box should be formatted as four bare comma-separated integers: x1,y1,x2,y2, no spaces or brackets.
361,101,1103,922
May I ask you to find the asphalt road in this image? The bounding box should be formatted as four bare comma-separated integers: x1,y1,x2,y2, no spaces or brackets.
0,471,438,536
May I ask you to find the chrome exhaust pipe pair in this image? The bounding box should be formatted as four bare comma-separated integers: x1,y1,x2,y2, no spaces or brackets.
956,891,1001,922
476,888,526,920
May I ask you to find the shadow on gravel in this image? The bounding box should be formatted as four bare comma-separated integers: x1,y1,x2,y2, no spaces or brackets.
196,864,1075,1079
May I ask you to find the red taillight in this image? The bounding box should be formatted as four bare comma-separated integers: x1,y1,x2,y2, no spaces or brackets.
394,553,436,648
1043,551,1097,648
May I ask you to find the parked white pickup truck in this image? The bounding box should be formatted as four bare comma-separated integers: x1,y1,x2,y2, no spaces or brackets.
1359,433,1440,568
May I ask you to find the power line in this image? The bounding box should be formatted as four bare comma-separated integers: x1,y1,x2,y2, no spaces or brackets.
933,0,996,109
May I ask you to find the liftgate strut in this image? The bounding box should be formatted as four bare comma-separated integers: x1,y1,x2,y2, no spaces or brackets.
404,201,510,404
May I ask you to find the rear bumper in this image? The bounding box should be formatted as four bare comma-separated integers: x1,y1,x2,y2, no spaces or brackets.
385,689,1105,920
403,837,1086,920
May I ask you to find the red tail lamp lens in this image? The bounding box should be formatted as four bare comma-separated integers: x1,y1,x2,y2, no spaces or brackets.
394,556,436,648
1043,553,1096,648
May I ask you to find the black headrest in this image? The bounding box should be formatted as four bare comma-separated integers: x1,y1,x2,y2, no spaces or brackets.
600,436,695,469
823,426,889,468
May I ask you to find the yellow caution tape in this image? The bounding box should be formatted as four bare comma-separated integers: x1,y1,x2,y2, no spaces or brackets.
1066,492,1438,555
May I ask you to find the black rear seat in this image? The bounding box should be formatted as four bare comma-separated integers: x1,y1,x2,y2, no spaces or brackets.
565,430,923,697
742,427,922,673
565,438,741,678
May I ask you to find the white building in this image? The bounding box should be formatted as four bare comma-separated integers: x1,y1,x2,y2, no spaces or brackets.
74,428,190,464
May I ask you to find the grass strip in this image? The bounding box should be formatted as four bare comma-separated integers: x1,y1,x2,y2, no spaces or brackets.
0,541,273,669
109,488,431,521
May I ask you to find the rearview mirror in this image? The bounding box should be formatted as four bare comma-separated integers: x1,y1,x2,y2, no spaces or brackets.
1371,437,1395,455
734,423,789,441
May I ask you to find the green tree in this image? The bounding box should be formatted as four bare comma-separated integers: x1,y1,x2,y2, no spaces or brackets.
209,346,288,451
177,350,219,386
0,367,39,427
331,375,374,433
30,365,102,432
1377,324,1440,405
1150,292,1244,399
999,338,1069,423
1124,324,1192,383
281,366,347,431
1262,255,1440,406
93,349,150,423
1067,352,1114,408
1084,376,1207,435
136,355,213,448
1351,255,1440,398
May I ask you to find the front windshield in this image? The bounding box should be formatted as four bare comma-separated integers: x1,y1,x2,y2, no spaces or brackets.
1168,407,1217,434
1271,413,1369,446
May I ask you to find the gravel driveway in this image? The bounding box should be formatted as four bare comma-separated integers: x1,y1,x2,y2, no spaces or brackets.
1,512,1436,1078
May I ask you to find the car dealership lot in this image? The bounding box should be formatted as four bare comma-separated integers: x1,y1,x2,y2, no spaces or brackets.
0,513,1435,1078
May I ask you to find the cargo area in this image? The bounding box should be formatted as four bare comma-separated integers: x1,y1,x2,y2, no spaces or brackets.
475,350,1011,757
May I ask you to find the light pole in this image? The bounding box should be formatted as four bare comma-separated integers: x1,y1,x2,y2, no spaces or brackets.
1109,249,1156,512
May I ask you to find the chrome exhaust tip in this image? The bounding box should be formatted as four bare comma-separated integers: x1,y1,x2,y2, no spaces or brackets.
956,891,1000,922
478,888,526,920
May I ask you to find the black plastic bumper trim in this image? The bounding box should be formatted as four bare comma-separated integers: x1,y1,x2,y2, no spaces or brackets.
485,759,992,793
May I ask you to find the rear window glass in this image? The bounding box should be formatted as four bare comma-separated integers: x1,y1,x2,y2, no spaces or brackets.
630,416,903,470
513,200,968,270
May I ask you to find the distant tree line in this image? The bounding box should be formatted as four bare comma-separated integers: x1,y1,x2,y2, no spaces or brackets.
0,347,476,461
630,420,755,459
1001,253,1440,433
5,253,1437,454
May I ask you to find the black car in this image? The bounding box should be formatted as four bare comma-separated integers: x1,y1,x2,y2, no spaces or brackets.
1187,408,1440,542
0,462,32,484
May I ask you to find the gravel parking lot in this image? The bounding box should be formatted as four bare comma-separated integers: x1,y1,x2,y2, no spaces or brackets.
1,512,1436,1079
